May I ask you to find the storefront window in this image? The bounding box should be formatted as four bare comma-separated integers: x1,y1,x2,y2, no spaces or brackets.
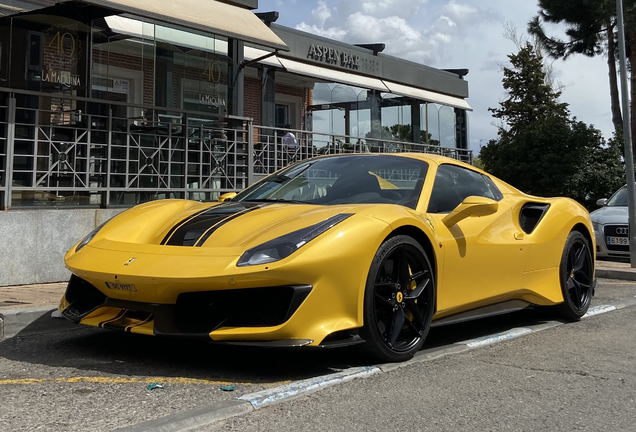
381,93,411,142
439,105,456,147
420,103,458,148
8,14,90,97
91,15,154,120
311,82,368,147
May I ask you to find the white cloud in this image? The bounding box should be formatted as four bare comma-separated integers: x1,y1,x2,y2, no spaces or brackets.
295,22,347,40
441,0,477,20
312,1,332,26
438,15,457,28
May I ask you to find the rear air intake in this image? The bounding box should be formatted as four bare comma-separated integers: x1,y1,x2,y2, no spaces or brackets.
519,203,550,234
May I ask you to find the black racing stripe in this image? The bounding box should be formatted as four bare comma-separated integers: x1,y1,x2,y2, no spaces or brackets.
98,309,127,328
194,204,269,247
124,314,154,333
103,310,153,331
164,202,261,247
160,206,221,245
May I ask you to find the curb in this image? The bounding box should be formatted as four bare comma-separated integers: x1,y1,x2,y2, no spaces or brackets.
596,268,636,281
111,400,253,432
109,295,636,432
0,306,57,341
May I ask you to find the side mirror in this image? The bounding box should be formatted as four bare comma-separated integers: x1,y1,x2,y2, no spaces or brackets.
596,198,608,207
218,192,237,202
442,196,499,227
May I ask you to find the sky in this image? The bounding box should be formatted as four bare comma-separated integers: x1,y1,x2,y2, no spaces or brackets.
254,0,618,154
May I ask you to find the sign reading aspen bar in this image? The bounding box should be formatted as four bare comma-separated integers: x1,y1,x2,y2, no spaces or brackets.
307,44,360,70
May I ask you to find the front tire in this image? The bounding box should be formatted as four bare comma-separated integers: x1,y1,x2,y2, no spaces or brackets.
554,231,594,321
360,235,435,362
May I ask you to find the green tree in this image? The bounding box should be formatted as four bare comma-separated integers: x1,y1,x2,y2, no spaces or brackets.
528,0,636,151
481,43,623,209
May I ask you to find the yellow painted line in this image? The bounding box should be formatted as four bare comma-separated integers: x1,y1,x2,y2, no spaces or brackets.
0,377,290,387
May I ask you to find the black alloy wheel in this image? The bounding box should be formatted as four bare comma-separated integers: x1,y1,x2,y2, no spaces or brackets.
555,231,594,321
361,235,435,362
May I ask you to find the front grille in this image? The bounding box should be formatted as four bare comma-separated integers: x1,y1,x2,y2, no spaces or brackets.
174,285,312,333
604,225,628,236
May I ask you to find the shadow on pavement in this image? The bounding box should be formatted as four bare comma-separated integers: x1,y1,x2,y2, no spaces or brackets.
0,306,561,386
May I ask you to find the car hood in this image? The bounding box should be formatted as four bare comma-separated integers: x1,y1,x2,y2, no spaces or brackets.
90,199,388,253
590,206,628,225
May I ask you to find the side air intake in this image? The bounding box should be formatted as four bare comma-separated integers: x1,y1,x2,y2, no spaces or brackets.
519,203,550,234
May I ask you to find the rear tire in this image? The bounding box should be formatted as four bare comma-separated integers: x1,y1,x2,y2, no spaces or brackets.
360,235,435,362
554,231,594,321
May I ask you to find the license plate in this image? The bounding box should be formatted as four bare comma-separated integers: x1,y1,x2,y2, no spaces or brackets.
607,237,629,246
105,282,137,292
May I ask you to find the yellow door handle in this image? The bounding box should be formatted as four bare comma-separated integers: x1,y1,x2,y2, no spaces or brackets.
514,232,524,240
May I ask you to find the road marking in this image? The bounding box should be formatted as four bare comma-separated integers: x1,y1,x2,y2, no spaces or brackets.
463,328,533,348
239,366,381,409
582,304,617,318
0,376,290,387
598,280,636,285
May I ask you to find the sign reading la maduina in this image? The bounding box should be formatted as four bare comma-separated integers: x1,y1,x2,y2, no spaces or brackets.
307,44,360,70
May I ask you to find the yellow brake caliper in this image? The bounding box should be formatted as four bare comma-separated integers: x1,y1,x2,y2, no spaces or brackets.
404,265,417,325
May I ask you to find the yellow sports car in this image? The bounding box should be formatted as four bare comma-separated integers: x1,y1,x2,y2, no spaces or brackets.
59,153,595,361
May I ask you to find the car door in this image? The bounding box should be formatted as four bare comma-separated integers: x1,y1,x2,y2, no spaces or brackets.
426,163,529,312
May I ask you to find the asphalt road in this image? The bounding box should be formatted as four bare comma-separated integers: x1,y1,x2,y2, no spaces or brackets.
1,279,635,432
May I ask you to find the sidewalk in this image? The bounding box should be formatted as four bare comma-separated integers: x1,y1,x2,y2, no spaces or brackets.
594,259,636,281
0,282,66,309
0,282,66,340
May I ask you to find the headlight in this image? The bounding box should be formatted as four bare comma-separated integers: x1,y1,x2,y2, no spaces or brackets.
237,214,353,267
75,221,108,252
592,221,601,234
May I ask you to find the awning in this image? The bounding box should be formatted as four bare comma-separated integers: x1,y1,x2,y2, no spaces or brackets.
244,49,472,110
382,80,472,111
277,58,390,93
75,0,288,51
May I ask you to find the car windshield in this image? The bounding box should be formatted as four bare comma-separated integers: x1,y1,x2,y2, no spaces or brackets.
234,155,429,209
607,187,628,206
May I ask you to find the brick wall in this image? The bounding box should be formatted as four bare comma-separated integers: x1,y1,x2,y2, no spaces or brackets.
93,49,155,106
244,76,261,124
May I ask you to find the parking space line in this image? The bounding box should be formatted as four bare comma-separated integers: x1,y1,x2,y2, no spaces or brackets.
582,304,617,318
463,327,533,348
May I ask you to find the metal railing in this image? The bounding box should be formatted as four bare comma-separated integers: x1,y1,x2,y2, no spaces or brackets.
0,89,472,210
252,126,473,176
